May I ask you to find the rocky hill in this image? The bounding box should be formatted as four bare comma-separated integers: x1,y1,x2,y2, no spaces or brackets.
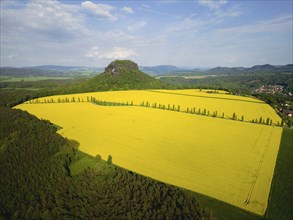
54,60,167,94
80,60,166,91
105,60,139,76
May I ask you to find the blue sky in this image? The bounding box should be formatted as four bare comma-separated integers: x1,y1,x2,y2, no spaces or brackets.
1,0,292,67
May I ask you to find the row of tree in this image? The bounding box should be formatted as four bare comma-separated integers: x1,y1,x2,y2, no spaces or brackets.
27,96,134,106
140,101,278,126
27,96,280,126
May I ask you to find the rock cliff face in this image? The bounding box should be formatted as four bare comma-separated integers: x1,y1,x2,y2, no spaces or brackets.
105,60,139,76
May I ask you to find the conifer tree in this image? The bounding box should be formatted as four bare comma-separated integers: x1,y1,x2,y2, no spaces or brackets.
107,155,112,165
266,118,270,125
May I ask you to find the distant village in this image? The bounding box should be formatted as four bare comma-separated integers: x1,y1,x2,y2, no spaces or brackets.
253,85,293,119
253,84,284,94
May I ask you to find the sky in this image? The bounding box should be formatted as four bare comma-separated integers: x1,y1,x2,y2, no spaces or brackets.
1,0,292,68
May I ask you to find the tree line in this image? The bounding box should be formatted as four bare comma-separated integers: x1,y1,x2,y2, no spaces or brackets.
27,96,280,127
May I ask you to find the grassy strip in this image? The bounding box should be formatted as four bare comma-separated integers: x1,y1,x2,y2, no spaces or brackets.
69,151,114,176
69,151,98,176
265,128,293,220
70,157,99,176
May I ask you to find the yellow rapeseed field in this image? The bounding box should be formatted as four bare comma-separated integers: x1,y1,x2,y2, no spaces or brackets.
29,89,281,125
16,90,282,215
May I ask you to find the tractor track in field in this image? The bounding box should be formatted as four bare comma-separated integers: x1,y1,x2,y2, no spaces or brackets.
243,127,273,206
148,90,265,104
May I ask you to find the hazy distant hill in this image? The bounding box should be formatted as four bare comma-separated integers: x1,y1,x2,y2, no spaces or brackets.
1,64,292,78
139,65,184,75
157,64,293,76
28,65,104,72
246,64,277,72
0,67,64,77
206,67,244,75
0,66,103,78
278,64,293,72
209,64,292,74
29,65,85,70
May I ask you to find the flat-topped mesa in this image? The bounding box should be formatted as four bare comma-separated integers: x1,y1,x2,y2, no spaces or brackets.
105,60,139,76
79,59,165,91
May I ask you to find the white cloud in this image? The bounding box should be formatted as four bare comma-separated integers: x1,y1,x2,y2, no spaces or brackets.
142,4,150,8
214,5,242,18
167,4,242,34
127,21,147,32
226,56,238,63
81,1,117,20
1,0,292,67
85,47,136,59
1,1,88,42
85,46,100,58
99,30,136,41
167,14,209,33
102,47,136,59
198,0,228,10
216,15,293,35
121,6,134,14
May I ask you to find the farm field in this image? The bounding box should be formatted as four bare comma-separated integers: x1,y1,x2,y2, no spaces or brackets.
29,89,281,125
16,90,282,215
151,89,263,102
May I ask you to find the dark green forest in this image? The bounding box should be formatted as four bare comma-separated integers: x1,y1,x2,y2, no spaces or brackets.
160,73,293,94
0,67,65,77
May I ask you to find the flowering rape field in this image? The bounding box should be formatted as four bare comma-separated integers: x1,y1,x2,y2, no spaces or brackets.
28,89,281,125
16,90,282,215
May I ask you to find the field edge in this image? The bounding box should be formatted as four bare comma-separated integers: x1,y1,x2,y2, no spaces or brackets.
265,128,293,220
